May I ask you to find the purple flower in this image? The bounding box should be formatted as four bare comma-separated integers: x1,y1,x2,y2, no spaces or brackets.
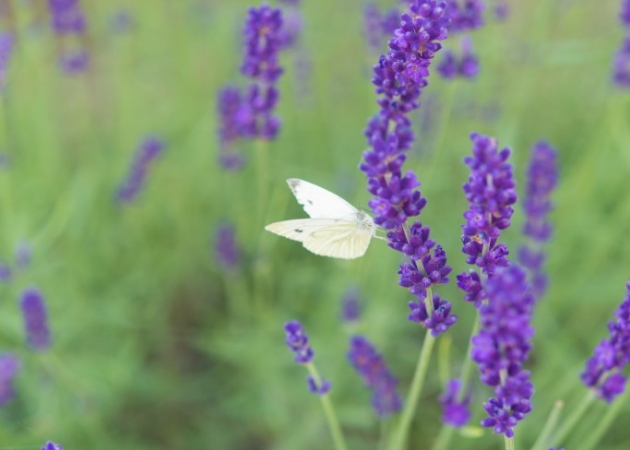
41,442,64,450
277,8,303,49
59,49,90,74
440,379,471,427
20,288,51,351
214,222,241,270
307,376,331,395
340,286,361,323
347,336,402,416
622,0,630,26
48,0,86,35
494,3,509,21
0,32,14,90
360,0,456,335
116,136,165,203
363,3,402,52
241,5,284,84
445,0,485,34
518,141,558,299
0,262,10,282
0,353,20,406
472,265,534,437
408,293,457,337
437,35,479,79
217,86,246,151
581,281,630,402
613,37,630,88
284,320,315,364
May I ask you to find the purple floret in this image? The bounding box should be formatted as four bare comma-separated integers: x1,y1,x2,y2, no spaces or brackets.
440,378,471,427
20,288,52,351
214,223,241,270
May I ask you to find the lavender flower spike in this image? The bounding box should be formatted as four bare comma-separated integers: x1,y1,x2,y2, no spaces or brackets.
116,136,165,203
581,281,630,402
41,442,64,450
439,378,471,427
518,141,558,299
214,222,241,271
472,265,534,437
347,336,402,416
284,321,331,395
0,32,14,91
0,353,20,406
48,0,86,35
340,286,360,323
20,288,52,351
0,261,10,283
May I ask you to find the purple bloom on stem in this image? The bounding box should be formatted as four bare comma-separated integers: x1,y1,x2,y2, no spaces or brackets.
214,223,241,270
445,0,485,34
15,240,32,269
48,0,86,35
0,262,10,282
307,376,331,395
494,3,509,21
277,8,303,49
472,265,534,437
58,48,90,74
347,336,402,416
437,35,479,79
0,32,14,90
622,0,630,26
408,293,457,337
581,281,630,402
363,2,383,51
0,353,20,406
613,37,630,88
440,379,471,427
437,50,458,79
381,7,402,36
518,141,558,299
116,136,165,203
284,320,331,395
41,442,64,450
20,288,51,351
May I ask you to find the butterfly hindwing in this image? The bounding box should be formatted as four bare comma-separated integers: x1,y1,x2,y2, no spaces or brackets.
264,218,342,243
303,224,372,259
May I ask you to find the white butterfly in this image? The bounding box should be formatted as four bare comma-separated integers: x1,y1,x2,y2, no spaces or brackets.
265,178,377,259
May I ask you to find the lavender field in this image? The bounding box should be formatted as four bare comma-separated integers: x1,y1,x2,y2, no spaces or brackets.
1,0,630,449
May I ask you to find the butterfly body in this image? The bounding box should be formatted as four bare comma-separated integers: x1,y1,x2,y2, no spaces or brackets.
265,179,376,259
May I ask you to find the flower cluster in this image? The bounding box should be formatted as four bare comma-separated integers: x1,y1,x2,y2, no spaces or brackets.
217,5,287,169
214,222,241,271
581,281,630,402
47,0,90,74
360,1,456,335
363,2,402,52
42,442,64,450
284,320,331,395
0,353,20,406
518,141,558,299
437,36,479,79
340,286,360,323
471,265,535,437
116,136,165,203
20,288,52,351
444,0,486,33
614,1,630,87
347,336,402,416
0,32,14,90
457,133,517,305
439,378,471,427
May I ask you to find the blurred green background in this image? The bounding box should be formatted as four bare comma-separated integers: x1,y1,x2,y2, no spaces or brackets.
1,0,630,449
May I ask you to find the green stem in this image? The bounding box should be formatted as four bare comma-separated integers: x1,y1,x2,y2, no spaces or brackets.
388,330,436,450
457,311,481,402
306,364,348,450
255,139,270,226
505,436,515,450
529,400,564,450
551,390,596,447
430,425,455,450
575,389,629,450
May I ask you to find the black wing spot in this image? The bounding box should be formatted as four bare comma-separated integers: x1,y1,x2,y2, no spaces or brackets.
307,200,313,205
295,229,304,233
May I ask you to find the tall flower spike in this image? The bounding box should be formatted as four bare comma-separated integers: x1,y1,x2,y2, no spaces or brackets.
0,261,10,282
347,335,402,416
581,281,630,402
445,0,485,34
437,35,479,79
0,353,20,406
340,286,361,323
214,222,241,271
360,0,456,335
518,141,558,299
284,320,331,395
116,136,165,204
0,31,14,91
613,37,630,89
471,265,534,437
20,288,52,351
47,0,90,74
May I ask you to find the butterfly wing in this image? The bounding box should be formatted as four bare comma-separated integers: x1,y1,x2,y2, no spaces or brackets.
265,218,373,259
287,178,358,219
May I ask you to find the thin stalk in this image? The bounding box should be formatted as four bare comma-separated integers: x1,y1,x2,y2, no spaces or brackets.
505,436,515,450
575,389,629,450
255,138,270,226
551,390,596,447
530,400,564,450
388,329,437,450
430,425,455,450
306,364,348,450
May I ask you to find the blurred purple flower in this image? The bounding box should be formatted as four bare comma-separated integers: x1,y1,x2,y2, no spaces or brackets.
340,286,361,323
518,141,558,299
15,240,32,269
285,320,331,395
622,0,630,26
108,10,133,34
347,335,402,416
48,0,86,35
613,37,630,88
581,281,630,403
20,288,51,351
41,442,64,450
214,222,241,270
363,2,383,51
0,32,14,90
59,49,90,74
437,36,479,79
472,265,534,437
277,8,303,49
445,0,485,33
0,262,10,282
116,136,165,203
0,353,20,406
360,0,456,335
440,378,471,427
494,3,509,21
241,4,284,84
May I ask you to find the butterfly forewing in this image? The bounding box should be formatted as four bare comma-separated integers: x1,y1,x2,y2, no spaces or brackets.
264,218,342,243
287,178,358,219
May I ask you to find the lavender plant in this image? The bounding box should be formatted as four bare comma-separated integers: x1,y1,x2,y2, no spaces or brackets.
0,353,19,406
47,0,90,74
19,288,52,351
0,31,13,90
116,136,165,204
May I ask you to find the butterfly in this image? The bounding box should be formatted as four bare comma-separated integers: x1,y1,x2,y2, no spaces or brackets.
264,178,377,259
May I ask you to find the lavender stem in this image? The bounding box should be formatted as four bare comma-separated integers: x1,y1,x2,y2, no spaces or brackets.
505,436,515,450
306,363,348,450
576,389,629,450
550,390,596,448
530,400,564,450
